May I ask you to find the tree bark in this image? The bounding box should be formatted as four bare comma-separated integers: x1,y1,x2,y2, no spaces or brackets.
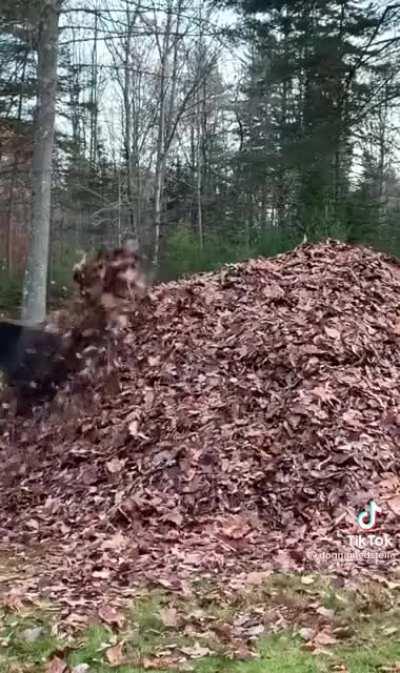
22,0,60,323
152,4,172,268
195,86,203,248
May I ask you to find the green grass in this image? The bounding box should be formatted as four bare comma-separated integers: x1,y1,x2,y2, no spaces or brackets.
1,573,400,672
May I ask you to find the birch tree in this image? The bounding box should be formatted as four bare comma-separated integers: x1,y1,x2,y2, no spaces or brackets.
22,0,61,323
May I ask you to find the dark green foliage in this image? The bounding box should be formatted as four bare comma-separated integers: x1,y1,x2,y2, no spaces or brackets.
0,0,38,119
161,224,300,280
0,271,23,319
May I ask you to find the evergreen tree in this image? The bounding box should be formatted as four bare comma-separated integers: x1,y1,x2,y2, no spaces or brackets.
221,0,400,236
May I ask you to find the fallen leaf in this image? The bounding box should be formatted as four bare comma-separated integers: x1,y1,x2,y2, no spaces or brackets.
246,623,265,638
101,532,129,551
26,519,39,530
1,593,25,612
143,656,181,669
21,626,43,642
64,613,89,628
159,607,179,628
313,630,337,647
128,420,139,436
222,515,251,540
99,605,125,629
92,569,111,580
298,627,314,641
71,665,90,673
106,458,124,474
46,657,67,673
180,642,213,658
324,327,341,339
106,642,125,666
382,625,398,636
245,571,270,586
388,496,400,516
162,510,184,526
316,606,335,619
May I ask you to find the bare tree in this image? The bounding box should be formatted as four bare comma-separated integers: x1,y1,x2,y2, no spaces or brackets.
89,1,100,167
103,0,153,244
147,0,218,266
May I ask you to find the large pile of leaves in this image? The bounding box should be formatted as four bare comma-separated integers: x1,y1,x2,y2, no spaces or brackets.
1,240,400,604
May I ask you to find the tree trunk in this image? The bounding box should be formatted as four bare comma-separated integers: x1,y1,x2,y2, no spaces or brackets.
89,7,99,167
22,0,60,323
152,5,172,268
196,87,203,248
153,163,164,266
6,53,28,274
123,3,138,241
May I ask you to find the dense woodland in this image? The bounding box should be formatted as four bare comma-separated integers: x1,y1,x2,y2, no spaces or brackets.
1,0,400,318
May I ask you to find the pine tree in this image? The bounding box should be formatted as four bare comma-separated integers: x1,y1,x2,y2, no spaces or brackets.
223,0,399,236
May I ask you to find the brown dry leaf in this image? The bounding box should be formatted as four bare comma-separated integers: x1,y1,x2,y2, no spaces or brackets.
92,569,112,580
246,624,265,638
245,571,271,586
105,642,125,667
298,627,314,641
80,466,98,486
159,607,180,628
324,327,341,340
230,642,257,660
222,515,251,540
142,656,181,669
106,458,124,474
180,642,213,659
388,496,400,516
64,613,89,628
155,578,182,591
46,657,68,673
342,410,362,427
313,629,337,647
102,532,129,551
99,605,125,629
26,519,40,530
128,420,139,437
382,626,398,636
8,665,33,673
162,509,184,526
1,593,25,612
316,606,335,620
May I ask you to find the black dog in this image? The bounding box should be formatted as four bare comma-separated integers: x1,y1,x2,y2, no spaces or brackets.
0,321,67,405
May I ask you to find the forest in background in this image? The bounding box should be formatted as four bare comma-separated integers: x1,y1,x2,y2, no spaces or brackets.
1,0,400,316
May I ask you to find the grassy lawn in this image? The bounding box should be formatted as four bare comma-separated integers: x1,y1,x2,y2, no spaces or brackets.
1,573,400,672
